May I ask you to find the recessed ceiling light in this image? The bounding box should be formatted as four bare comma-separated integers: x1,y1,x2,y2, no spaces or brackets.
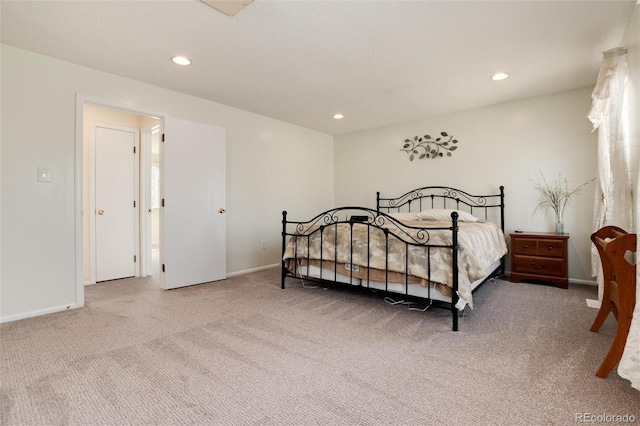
172,56,191,66
333,114,344,119
491,72,509,81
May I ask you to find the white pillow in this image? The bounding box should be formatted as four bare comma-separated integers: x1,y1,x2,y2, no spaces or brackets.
387,212,420,222
417,209,479,222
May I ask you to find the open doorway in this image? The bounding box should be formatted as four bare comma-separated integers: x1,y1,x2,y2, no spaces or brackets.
82,104,160,286
141,125,161,278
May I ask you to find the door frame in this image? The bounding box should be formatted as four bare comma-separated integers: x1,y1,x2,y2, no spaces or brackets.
89,122,141,283
75,94,166,307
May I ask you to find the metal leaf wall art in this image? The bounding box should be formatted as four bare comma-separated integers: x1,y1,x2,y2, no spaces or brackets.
400,132,458,161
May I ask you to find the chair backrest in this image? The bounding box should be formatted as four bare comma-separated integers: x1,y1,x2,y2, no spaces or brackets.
603,233,637,314
591,226,628,285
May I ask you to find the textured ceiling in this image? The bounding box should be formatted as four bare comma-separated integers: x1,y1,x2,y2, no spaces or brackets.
1,0,635,135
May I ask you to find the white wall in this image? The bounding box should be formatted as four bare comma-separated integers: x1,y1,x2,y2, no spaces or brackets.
1,45,334,321
334,88,597,282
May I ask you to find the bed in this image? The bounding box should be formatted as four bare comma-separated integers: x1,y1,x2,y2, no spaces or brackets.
281,186,507,331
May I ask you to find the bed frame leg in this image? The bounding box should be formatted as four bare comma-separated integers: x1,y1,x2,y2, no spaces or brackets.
452,306,459,331
281,210,287,290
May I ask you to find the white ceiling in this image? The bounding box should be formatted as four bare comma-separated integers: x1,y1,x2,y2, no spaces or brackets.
1,0,634,136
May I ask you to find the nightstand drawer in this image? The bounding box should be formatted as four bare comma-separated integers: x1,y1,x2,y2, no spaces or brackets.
512,239,538,255
512,255,565,277
536,239,565,258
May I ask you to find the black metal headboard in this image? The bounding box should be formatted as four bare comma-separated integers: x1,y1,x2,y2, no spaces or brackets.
376,186,505,231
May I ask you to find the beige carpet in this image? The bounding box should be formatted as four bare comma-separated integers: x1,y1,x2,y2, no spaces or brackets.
1,269,638,425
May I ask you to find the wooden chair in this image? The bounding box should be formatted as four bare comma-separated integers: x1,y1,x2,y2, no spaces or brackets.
590,227,637,378
589,226,628,332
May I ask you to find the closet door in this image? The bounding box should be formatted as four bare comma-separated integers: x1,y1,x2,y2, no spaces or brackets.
94,124,139,282
162,118,226,290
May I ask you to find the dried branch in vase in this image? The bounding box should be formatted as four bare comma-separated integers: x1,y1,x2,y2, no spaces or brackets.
530,171,595,225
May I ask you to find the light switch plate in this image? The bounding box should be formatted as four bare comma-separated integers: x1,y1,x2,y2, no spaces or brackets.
37,167,51,183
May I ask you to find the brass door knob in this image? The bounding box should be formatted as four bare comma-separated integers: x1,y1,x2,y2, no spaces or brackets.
98,209,105,215
219,208,226,214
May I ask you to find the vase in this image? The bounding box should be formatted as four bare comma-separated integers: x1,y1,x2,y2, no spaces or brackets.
555,222,564,234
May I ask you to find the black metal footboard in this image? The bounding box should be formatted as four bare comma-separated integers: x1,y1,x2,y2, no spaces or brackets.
281,186,505,332
281,207,462,329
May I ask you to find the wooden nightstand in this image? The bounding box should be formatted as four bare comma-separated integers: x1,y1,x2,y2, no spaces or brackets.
510,232,569,289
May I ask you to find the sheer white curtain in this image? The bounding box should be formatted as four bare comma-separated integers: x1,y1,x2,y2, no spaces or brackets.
588,46,640,390
588,47,632,288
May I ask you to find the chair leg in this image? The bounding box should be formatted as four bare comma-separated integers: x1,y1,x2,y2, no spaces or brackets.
595,315,633,378
590,284,619,332
590,301,618,332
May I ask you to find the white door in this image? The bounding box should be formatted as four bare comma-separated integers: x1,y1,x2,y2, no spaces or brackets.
162,118,226,290
94,125,139,282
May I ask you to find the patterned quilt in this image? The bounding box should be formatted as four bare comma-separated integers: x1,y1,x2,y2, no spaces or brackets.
283,218,507,308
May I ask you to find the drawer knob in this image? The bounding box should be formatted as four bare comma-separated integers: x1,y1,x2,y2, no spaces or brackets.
524,244,529,249
548,246,553,250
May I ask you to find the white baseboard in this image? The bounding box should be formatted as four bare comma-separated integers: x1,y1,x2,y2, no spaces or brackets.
586,298,601,309
227,263,279,277
504,270,597,287
570,278,598,286
0,303,77,324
